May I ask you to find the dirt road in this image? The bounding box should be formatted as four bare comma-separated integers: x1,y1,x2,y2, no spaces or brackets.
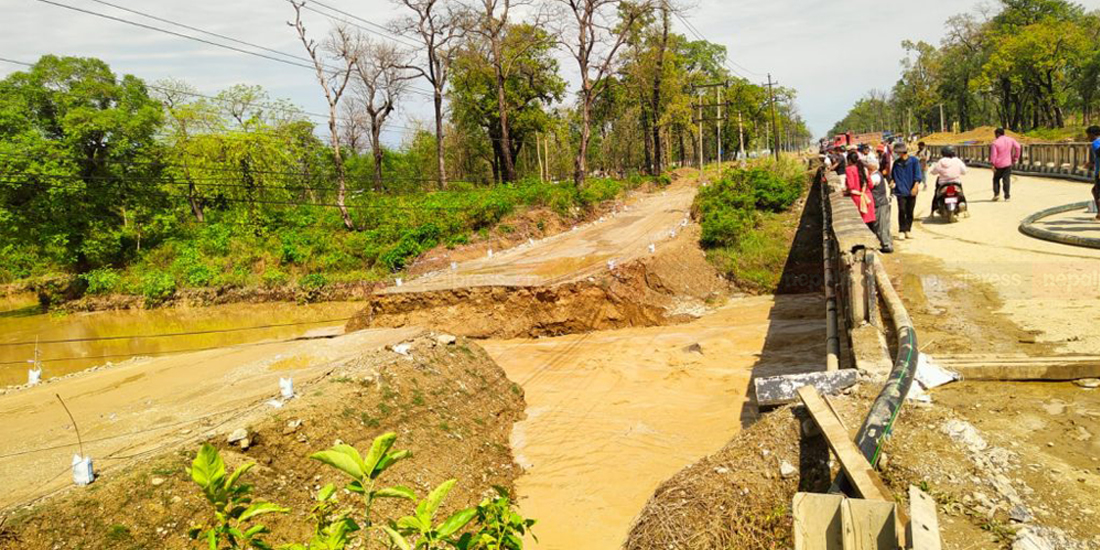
381,183,695,294
0,326,419,510
899,167,1100,354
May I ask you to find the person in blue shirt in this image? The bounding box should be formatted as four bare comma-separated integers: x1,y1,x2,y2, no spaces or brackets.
1089,125,1100,221
891,144,923,240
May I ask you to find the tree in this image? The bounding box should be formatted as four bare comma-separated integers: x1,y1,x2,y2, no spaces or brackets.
0,55,164,271
450,23,564,182
289,1,359,229
393,0,465,189
549,0,654,187
351,37,411,190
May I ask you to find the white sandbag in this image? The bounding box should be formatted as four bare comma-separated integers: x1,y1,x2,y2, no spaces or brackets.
72,454,94,486
28,366,42,386
279,377,295,399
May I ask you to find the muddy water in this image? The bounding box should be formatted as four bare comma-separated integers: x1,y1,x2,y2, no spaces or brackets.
0,294,364,386
482,295,803,550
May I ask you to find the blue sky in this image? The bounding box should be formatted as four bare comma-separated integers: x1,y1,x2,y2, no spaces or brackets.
1,0,1026,140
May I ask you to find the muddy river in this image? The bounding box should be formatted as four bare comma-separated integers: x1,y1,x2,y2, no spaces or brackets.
0,294,364,387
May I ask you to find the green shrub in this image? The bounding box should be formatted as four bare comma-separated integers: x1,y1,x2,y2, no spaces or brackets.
579,178,621,206
140,271,176,306
81,268,121,295
262,268,289,287
298,273,328,291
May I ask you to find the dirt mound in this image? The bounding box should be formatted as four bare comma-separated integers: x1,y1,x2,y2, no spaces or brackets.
0,335,525,549
346,226,729,339
920,126,1034,146
624,404,828,550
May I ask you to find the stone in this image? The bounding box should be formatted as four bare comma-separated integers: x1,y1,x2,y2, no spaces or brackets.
1010,505,1033,523
1074,378,1100,389
1013,531,1056,550
283,419,303,435
150,477,166,487
779,461,797,479
1041,401,1066,416
682,343,703,355
240,437,251,450
436,334,457,346
228,428,248,444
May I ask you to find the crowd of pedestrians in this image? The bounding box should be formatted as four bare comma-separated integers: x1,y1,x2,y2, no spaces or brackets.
821,125,1100,252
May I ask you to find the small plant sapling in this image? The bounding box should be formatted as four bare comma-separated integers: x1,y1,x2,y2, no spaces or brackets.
383,479,477,550
454,487,536,550
280,483,359,550
309,433,415,532
187,443,288,549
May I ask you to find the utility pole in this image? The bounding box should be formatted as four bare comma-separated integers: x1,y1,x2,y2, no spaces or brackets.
939,104,945,133
907,108,912,141
697,93,704,180
766,74,780,161
716,85,723,174
738,111,745,167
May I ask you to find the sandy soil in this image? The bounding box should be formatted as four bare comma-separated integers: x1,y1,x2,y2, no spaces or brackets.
1,335,527,549
896,167,1100,355
483,293,824,549
0,325,420,511
380,182,695,294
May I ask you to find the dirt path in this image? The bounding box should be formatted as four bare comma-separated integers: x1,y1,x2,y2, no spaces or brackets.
482,294,824,549
0,325,419,510
898,167,1100,354
381,183,695,294
884,168,1100,548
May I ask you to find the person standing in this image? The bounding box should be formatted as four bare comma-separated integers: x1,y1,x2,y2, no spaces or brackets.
989,127,1021,202
916,141,932,168
891,144,923,240
844,150,876,231
1088,125,1100,220
864,146,893,252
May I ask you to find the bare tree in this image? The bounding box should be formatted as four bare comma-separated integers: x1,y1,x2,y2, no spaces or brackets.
393,0,464,189
289,0,359,230
352,38,411,190
550,0,653,187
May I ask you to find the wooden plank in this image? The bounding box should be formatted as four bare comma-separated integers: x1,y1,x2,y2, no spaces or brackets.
793,493,845,550
908,486,942,550
754,370,858,407
841,499,898,550
797,385,893,502
948,363,1100,381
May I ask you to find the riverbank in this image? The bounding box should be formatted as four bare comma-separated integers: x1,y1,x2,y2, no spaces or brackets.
10,176,667,313
0,333,526,549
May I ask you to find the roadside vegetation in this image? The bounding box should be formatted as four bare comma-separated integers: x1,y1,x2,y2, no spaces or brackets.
830,0,1099,137
187,433,534,550
693,158,807,292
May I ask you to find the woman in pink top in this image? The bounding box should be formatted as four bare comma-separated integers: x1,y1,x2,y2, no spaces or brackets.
844,150,876,227
930,146,968,213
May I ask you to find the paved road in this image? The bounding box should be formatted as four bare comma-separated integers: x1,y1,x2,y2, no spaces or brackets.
894,167,1100,354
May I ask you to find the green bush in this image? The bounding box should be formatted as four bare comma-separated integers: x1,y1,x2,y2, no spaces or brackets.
81,268,121,295
579,178,622,206
261,268,289,287
140,271,176,306
298,273,328,291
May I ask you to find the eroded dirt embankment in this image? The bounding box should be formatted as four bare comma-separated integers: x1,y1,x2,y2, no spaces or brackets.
347,226,729,339
1,335,524,549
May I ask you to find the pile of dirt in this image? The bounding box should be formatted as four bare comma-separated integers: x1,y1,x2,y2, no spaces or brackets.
624,402,829,550
920,126,1034,146
347,225,729,339
0,335,525,549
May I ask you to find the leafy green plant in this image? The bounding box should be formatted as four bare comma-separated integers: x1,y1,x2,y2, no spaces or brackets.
282,484,360,550
186,443,288,549
383,479,476,550
81,268,121,295
309,433,415,532
454,487,535,550
140,270,176,306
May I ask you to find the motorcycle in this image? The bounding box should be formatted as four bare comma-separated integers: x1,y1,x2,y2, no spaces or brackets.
933,180,968,223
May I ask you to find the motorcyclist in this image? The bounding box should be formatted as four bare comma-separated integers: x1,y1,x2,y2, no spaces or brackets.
929,146,967,214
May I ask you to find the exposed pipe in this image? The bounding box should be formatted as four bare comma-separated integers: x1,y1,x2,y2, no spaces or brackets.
1019,201,1100,249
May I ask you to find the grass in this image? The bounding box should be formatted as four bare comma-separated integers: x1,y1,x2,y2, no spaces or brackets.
8,174,661,306
694,158,807,293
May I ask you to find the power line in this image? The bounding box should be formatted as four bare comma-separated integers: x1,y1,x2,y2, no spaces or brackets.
304,0,420,50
